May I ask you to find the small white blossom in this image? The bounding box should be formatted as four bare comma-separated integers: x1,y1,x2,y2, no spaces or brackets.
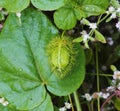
59,107,66,111
83,34,90,42
106,86,115,92
117,83,120,90
108,6,115,12
84,93,92,101
80,30,87,35
16,12,21,18
0,97,5,103
116,21,120,30
111,80,116,85
101,93,110,99
113,70,120,79
65,102,71,109
110,12,117,18
89,23,97,29
106,6,115,14
2,101,9,106
116,7,120,12
107,37,114,46
92,92,102,98
97,92,103,97
0,97,9,106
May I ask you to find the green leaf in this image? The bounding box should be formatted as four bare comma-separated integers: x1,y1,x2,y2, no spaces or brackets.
0,0,30,12
73,7,86,20
115,98,120,110
0,8,58,110
54,7,77,30
95,30,106,43
30,94,53,111
73,36,83,43
79,0,109,16
31,0,67,11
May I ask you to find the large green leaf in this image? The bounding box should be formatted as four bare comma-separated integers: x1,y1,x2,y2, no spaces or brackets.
31,0,67,11
0,7,85,110
0,8,58,110
79,0,109,16
0,0,30,12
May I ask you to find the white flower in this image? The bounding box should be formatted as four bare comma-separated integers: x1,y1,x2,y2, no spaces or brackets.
83,34,90,42
97,92,103,97
113,70,120,79
117,83,120,90
116,7,120,12
110,12,117,18
0,97,5,103
84,93,92,101
0,97,9,106
116,21,120,30
107,37,114,46
101,93,110,99
2,101,9,106
64,102,71,109
108,6,115,12
16,12,21,18
106,86,115,92
92,92,101,98
80,30,87,35
59,107,66,111
89,23,97,29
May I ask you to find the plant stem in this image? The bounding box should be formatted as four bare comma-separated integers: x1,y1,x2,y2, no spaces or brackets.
73,91,82,111
95,45,100,111
97,14,109,25
68,95,74,111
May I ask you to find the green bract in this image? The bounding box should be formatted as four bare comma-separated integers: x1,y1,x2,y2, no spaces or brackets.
0,8,85,110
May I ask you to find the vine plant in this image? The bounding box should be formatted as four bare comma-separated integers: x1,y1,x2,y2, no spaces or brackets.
0,0,120,111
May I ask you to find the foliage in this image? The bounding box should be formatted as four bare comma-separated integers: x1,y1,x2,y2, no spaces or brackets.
0,0,120,111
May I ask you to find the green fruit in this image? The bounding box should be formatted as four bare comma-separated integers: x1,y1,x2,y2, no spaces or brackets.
47,36,76,78
51,48,70,70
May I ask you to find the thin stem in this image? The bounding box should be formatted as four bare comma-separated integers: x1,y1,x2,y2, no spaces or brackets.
95,45,100,111
97,14,103,24
91,100,94,111
86,73,113,77
61,30,66,38
87,102,92,111
68,95,74,111
73,91,82,111
97,14,109,25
